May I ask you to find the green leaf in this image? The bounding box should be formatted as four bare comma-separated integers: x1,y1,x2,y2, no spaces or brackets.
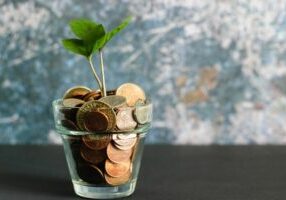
69,19,106,43
62,38,89,57
86,24,106,53
69,19,98,39
93,16,131,52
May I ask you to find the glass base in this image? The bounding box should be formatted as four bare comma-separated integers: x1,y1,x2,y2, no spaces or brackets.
73,180,137,199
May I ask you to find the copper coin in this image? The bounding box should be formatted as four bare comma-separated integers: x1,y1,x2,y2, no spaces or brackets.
82,134,111,150
99,95,127,108
62,98,85,107
83,111,109,132
134,99,145,106
63,86,92,99
116,107,137,131
104,170,131,186
115,83,146,106
80,145,106,165
76,100,116,131
60,107,78,122
77,164,105,184
83,91,102,102
106,143,132,163
61,119,79,131
107,89,116,96
105,159,131,178
90,165,104,178
130,139,140,162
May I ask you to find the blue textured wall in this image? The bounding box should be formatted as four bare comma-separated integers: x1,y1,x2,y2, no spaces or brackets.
1,0,286,144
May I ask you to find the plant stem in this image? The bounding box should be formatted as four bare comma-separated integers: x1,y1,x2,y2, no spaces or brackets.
88,55,103,91
99,50,107,97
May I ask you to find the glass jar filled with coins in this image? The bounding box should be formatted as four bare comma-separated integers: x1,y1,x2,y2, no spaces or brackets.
53,83,152,199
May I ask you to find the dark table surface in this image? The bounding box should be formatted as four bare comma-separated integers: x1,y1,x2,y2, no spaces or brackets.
0,145,286,200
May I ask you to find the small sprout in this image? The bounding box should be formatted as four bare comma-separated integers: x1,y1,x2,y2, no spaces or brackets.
61,17,131,96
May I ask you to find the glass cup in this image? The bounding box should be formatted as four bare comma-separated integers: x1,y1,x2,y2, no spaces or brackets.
52,99,152,199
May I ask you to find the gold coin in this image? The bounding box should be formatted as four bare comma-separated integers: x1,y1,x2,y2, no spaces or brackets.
134,103,153,124
99,95,127,108
63,86,92,99
76,100,116,131
80,145,106,164
116,107,137,131
82,134,111,150
104,170,131,186
115,83,146,106
106,143,132,164
62,98,85,107
83,111,109,132
83,91,102,102
105,159,131,178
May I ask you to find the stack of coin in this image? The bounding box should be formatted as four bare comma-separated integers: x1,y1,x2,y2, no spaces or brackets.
59,83,152,133
60,83,150,186
67,133,138,186
104,133,137,185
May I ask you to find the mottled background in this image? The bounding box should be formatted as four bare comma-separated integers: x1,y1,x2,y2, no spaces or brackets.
1,0,286,144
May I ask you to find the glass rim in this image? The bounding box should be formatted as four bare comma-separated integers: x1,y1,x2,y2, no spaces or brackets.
52,98,152,136
52,98,152,109
55,123,151,136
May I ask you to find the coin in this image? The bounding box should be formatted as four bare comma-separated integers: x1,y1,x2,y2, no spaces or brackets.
90,165,104,179
116,107,137,131
107,89,116,96
82,134,111,150
77,164,105,184
115,83,146,106
106,143,132,163
61,119,79,131
60,107,78,121
116,133,137,140
113,141,136,151
62,98,85,107
104,170,131,186
112,134,137,150
105,159,131,178
66,136,84,165
80,145,106,164
130,140,139,162
63,86,92,99
134,103,152,124
135,99,145,106
99,95,127,108
83,111,109,132
76,100,116,131
83,91,102,102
